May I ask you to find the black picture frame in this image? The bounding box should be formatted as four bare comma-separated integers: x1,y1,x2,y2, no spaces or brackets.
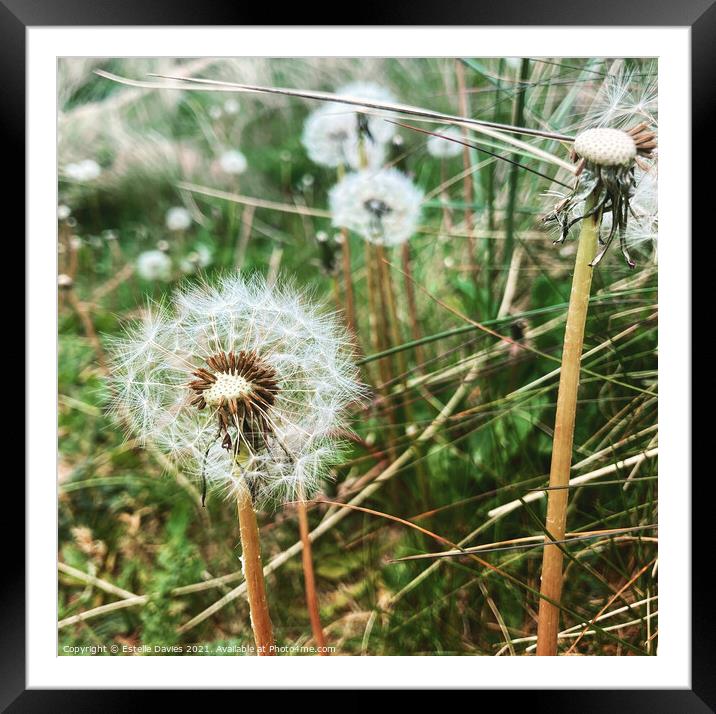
8,0,709,707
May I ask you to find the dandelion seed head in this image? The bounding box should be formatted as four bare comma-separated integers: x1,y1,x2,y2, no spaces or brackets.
301,82,397,170
224,98,240,115
136,250,172,281
219,149,248,175
180,244,213,274
58,204,72,221
108,273,364,505
329,168,423,246
64,159,101,182
426,128,464,159
165,206,192,232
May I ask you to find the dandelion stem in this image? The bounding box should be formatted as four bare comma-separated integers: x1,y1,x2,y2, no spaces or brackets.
536,191,600,656
340,228,356,335
401,243,423,371
297,500,327,653
236,482,275,655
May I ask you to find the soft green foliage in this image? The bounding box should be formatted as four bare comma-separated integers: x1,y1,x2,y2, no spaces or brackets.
58,57,658,656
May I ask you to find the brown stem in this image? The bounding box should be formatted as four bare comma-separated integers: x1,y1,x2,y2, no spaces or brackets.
536,193,599,656
297,500,327,653
236,485,275,655
66,289,108,374
340,228,356,336
401,242,423,371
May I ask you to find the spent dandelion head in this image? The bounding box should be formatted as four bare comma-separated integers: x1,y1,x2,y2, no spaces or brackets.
543,123,656,268
301,81,397,170
329,168,423,246
107,274,363,505
426,127,464,159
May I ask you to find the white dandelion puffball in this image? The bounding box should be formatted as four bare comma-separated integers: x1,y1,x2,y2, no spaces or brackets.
136,250,172,282
426,128,464,159
64,159,101,182
180,244,213,274
219,150,248,175
224,98,240,115
329,168,423,246
301,81,397,170
107,274,363,505
573,128,637,168
57,204,72,221
165,206,192,232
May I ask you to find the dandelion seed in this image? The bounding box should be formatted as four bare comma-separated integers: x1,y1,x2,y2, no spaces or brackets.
426,128,464,159
583,65,658,130
219,150,248,176
57,204,72,221
165,206,192,232
301,81,397,170
329,168,423,246
136,250,172,281
107,274,363,505
64,159,101,182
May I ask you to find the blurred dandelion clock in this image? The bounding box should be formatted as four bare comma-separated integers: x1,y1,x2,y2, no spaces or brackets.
302,82,397,170
180,244,213,274
329,168,423,246
136,250,172,282
64,159,101,182
426,128,464,159
165,206,192,232
219,149,248,176
223,98,240,115
107,274,362,505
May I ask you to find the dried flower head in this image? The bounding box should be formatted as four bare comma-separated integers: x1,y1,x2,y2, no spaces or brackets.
165,206,192,232
136,250,172,282
329,168,423,246
544,122,656,268
301,82,397,170
426,128,464,159
107,274,363,505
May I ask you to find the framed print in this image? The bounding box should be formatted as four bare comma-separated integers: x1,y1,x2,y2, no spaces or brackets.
8,0,711,706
